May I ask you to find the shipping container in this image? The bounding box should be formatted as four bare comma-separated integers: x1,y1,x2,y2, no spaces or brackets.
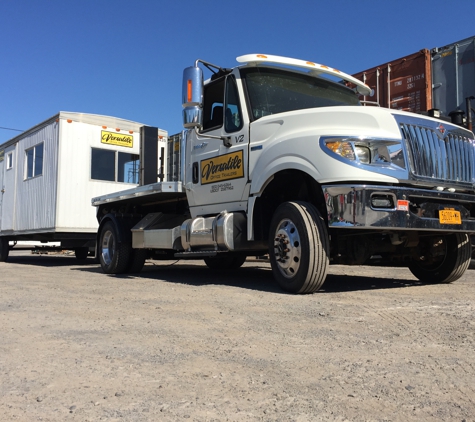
0,112,167,259
432,36,475,117
352,50,432,114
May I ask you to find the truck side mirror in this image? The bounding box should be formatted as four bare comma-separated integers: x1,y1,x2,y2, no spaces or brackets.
182,66,203,129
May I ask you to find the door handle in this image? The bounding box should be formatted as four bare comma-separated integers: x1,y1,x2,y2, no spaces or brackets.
192,162,199,184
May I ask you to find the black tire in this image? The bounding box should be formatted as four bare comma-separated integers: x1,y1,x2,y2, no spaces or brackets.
269,201,329,294
408,233,471,283
99,221,132,274
0,237,9,262
126,249,147,273
204,254,247,270
75,247,89,261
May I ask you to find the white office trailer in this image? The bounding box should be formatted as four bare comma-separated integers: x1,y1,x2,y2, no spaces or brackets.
0,112,168,261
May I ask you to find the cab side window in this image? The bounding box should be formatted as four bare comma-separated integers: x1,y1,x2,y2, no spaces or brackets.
202,75,243,133
224,76,243,133
202,77,225,131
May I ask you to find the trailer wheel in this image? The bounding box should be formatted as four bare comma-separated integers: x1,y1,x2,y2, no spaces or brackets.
409,233,471,283
204,254,246,270
0,237,9,262
75,247,89,261
269,201,329,294
99,221,131,274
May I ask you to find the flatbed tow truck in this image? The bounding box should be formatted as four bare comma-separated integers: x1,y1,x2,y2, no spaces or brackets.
92,54,475,293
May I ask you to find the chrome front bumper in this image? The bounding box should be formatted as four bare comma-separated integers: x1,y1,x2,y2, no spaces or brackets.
323,184,475,232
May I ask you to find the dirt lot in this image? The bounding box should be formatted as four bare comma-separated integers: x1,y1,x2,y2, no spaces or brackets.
0,250,474,422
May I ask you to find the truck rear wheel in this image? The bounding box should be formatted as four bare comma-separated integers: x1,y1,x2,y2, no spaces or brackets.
269,201,329,293
126,249,147,273
99,221,131,274
204,254,246,270
409,233,471,284
0,237,9,262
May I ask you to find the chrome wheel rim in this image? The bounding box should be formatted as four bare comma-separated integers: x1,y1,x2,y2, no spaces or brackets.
273,218,301,278
101,230,114,266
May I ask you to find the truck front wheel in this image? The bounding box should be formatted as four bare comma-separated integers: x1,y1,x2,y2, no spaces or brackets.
409,233,471,284
0,237,9,262
269,201,329,294
99,221,131,274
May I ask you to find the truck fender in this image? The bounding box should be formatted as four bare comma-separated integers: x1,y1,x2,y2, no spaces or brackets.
97,214,132,246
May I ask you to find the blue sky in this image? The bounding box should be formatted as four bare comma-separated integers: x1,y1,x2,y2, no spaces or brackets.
1,0,475,144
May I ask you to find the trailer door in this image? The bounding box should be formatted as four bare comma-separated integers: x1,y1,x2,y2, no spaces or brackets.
0,149,3,230
0,145,17,232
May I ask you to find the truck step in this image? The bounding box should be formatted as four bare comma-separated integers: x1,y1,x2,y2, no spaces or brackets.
175,251,218,258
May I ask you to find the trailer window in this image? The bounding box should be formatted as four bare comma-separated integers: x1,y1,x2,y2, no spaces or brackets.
118,152,139,184
91,148,139,184
6,152,13,170
91,148,115,181
25,143,43,179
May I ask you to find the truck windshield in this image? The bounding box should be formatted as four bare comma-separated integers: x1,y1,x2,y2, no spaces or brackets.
241,67,360,120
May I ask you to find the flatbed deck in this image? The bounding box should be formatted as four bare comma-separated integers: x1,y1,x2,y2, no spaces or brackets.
91,181,186,207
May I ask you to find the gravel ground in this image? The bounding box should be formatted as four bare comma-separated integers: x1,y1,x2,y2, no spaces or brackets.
1,250,474,422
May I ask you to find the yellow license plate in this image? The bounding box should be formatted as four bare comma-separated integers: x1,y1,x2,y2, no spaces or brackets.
439,209,461,225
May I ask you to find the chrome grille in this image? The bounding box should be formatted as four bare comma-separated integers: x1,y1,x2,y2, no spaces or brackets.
398,121,475,185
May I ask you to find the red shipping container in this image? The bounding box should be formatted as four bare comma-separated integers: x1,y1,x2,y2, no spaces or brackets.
352,49,432,114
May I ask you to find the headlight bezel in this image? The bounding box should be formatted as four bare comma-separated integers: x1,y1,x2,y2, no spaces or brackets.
321,136,406,173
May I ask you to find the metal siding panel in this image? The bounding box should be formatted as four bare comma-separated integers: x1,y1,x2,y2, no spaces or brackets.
14,121,59,231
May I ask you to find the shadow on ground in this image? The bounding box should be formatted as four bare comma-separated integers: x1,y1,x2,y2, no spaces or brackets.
5,252,431,294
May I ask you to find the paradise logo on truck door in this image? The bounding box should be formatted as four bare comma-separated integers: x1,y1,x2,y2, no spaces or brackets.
101,130,133,148
201,150,244,185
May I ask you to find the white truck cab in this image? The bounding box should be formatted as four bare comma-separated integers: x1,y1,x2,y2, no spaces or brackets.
92,54,475,293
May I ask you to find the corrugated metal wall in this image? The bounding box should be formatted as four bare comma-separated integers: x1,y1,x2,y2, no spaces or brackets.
352,50,432,114
14,120,59,232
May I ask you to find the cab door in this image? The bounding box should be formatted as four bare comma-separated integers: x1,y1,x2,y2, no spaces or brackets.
187,73,249,210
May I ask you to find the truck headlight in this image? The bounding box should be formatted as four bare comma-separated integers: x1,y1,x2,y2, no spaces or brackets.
321,137,405,169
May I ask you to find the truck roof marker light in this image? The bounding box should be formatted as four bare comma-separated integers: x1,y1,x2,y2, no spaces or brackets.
257,54,268,59
67,119,72,123
116,128,120,132
129,130,133,134
102,126,107,129
306,61,316,66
